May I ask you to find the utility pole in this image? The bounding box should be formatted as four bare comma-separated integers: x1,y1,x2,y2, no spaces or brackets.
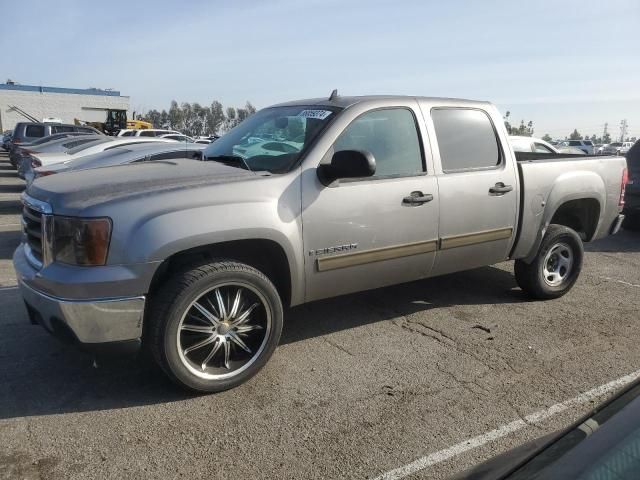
603,122,608,141
620,119,628,142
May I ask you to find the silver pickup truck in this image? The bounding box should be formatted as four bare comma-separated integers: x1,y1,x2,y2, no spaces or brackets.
14,95,627,392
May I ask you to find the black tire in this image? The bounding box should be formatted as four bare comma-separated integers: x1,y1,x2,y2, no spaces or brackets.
514,224,584,300
147,260,283,392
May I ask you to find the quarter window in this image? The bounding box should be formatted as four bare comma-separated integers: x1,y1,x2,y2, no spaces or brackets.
334,108,423,177
25,125,45,138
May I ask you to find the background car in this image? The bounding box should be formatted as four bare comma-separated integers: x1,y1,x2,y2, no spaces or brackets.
509,136,585,155
2,130,13,151
595,143,608,154
23,137,176,184
622,140,640,231
159,133,195,142
34,142,206,181
604,141,634,156
17,135,103,178
560,139,595,154
117,128,182,137
10,132,99,170
509,136,559,154
10,121,101,146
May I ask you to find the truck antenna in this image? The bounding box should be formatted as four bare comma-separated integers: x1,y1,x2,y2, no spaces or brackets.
329,89,338,101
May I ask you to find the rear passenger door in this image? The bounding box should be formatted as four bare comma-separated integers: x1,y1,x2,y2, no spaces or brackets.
426,106,518,276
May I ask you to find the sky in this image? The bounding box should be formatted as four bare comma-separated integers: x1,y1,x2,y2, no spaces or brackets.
1,0,639,140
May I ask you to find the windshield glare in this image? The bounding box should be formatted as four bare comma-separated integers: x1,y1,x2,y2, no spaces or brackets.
203,106,339,173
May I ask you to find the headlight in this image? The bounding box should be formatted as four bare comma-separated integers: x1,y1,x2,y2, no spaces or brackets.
47,216,112,266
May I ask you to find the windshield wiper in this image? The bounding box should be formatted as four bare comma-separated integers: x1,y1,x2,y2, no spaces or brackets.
206,155,252,172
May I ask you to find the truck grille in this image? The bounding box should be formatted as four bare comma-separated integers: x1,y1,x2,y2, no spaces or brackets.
21,193,52,269
22,204,44,264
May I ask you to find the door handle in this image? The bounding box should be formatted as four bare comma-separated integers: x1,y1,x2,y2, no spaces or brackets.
489,183,513,195
403,191,434,206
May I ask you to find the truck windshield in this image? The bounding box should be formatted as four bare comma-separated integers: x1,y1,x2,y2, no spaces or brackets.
203,106,340,173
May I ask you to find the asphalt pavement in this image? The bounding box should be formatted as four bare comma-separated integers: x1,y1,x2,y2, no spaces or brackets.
1,151,639,479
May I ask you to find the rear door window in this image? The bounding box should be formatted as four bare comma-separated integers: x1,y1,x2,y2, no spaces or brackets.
25,125,45,138
431,108,501,172
139,131,156,137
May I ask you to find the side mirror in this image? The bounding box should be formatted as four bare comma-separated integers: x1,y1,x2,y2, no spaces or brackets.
318,150,376,185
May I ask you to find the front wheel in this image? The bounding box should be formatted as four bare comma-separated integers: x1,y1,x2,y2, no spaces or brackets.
147,260,283,392
514,224,584,300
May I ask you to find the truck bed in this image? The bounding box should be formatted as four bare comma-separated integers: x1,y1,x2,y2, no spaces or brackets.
511,153,627,261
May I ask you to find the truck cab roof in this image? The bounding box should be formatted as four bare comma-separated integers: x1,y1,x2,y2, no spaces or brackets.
271,95,491,109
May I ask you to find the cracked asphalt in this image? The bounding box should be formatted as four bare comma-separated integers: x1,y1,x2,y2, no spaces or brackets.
1,151,639,479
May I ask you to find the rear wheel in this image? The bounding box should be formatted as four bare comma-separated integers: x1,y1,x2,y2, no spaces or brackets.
515,224,583,300
148,260,283,392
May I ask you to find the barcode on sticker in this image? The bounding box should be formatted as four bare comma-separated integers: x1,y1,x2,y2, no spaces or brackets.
297,110,332,120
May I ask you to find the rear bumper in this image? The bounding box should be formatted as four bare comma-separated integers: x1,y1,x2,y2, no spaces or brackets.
610,214,625,235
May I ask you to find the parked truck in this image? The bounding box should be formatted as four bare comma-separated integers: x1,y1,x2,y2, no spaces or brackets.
14,95,627,392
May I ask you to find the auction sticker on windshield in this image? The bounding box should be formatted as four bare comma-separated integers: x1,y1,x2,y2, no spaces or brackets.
297,110,333,120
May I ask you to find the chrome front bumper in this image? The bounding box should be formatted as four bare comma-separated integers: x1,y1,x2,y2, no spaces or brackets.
19,281,145,343
14,244,145,344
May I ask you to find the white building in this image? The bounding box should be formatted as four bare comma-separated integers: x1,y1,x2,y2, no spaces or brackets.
0,83,130,132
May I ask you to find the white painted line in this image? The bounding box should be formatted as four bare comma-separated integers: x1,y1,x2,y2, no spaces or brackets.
602,276,640,288
372,368,640,480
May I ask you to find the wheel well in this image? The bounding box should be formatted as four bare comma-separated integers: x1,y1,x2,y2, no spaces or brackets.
549,198,600,241
148,239,292,306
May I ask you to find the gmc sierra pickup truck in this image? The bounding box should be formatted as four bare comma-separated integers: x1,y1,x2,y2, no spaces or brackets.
14,95,627,392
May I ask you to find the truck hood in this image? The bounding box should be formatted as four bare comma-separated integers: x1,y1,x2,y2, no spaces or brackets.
28,159,262,213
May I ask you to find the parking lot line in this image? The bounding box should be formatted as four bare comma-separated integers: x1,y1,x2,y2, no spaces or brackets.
602,277,640,288
372,368,640,480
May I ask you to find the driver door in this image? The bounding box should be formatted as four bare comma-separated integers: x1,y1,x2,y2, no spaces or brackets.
301,102,439,302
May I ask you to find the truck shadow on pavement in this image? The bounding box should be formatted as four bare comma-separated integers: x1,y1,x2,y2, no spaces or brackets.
0,265,523,420
584,229,640,253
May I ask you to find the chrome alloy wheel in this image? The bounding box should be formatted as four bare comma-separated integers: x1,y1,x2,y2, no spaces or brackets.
177,282,271,380
542,242,573,287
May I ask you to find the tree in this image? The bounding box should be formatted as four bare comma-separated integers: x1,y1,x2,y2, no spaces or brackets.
168,101,183,130
542,133,553,142
569,129,582,140
602,132,611,144
209,101,225,135
503,111,512,134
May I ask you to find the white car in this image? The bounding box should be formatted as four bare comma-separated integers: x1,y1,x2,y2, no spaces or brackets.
117,128,182,137
26,137,175,184
159,134,195,143
509,136,586,156
603,142,634,156
560,140,595,155
509,136,559,154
